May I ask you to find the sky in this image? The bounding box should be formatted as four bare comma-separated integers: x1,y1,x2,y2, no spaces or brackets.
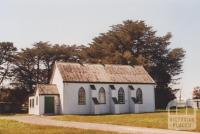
0,0,200,99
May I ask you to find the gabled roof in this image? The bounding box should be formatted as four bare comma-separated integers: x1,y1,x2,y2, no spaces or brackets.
54,62,155,84
37,84,59,95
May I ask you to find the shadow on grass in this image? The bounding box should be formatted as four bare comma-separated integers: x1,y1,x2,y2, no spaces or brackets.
0,113,28,116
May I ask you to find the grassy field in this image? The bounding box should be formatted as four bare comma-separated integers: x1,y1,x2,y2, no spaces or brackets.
53,109,200,132
0,119,117,134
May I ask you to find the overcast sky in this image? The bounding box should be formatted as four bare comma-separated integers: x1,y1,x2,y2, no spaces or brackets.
0,0,200,99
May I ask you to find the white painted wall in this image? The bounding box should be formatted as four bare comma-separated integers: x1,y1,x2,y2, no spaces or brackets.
29,87,60,115
29,90,40,115
62,83,155,115
28,96,36,114
29,94,60,115
135,84,155,113
63,83,92,114
128,89,135,113
39,95,44,114
29,82,155,115
50,64,64,113
39,95,60,114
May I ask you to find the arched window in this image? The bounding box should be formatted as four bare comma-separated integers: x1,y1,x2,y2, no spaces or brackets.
99,88,106,104
118,88,125,104
78,87,86,105
136,88,143,104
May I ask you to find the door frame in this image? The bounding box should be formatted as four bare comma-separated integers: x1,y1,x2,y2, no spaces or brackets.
44,96,55,114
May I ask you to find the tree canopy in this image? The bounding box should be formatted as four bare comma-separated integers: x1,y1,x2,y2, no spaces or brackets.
0,42,17,86
12,42,80,93
82,20,185,108
0,20,185,109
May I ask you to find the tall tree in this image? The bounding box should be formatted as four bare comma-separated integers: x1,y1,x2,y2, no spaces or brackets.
0,42,17,86
82,20,185,108
12,42,80,93
193,86,200,99
33,42,80,82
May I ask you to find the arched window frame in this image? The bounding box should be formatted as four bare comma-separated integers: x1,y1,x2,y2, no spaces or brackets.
99,87,106,104
118,88,125,104
78,87,86,105
136,88,143,104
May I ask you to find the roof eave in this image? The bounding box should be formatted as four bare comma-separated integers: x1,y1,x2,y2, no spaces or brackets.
39,94,60,95
63,81,156,85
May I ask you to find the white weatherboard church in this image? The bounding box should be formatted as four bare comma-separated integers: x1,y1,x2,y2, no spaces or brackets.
29,62,156,115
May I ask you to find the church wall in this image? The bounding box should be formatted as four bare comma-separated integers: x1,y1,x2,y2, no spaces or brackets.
50,65,64,113
62,83,155,114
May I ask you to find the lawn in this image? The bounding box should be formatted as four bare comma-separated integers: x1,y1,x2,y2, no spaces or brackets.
0,119,118,134
53,109,200,132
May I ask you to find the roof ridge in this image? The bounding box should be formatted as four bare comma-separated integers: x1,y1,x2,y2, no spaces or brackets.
55,61,143,67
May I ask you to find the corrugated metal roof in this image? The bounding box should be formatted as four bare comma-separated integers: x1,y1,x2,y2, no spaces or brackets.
37,84,59,95
56,62,155,84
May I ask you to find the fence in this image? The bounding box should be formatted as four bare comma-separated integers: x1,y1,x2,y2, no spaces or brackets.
0,102,21,113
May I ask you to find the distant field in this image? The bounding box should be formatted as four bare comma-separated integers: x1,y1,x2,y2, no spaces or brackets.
0,119,117,134
53,109,200,132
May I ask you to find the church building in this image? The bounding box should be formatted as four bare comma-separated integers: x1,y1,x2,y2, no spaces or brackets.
29,62,155,115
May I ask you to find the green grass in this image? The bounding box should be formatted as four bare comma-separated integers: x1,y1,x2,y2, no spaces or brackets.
0,119,118,134
52,109,200,132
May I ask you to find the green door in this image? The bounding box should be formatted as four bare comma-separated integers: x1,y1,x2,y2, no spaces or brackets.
45,96,54,114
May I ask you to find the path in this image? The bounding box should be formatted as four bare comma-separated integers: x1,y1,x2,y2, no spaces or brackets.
0,116,199,134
